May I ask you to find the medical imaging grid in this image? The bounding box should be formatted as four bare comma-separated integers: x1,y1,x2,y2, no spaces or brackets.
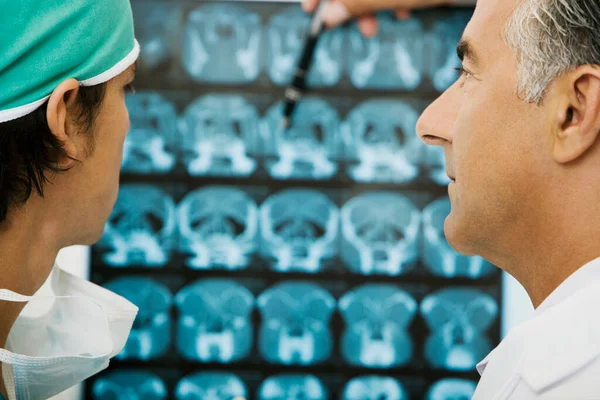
89,1,501,399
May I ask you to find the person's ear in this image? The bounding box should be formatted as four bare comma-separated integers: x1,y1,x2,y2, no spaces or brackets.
46,79,81,169
553,66,600,164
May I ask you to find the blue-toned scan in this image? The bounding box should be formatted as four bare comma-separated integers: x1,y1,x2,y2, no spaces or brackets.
178,186,258,270
257,282,335,365
175,372,248,400
422,199,496,279
260,189,339,273
182,4,261,83
425,378,477,400
266,6,343,87
99,185,176,267
426,12,472,92
344,100,423,183
92,369,167,400
258,375,328,400
341,192,420,276
339,285,417,368
175,279,254,363
261,98,340,180
103,277,173,360
342,376,409,400
180,94,259,177
347,14,424,90
422,145,451,185
131,2,178,70
421,288,499,371
122,92,177,174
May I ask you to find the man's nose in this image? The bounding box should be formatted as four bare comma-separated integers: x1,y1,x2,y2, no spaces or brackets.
416,84,459,147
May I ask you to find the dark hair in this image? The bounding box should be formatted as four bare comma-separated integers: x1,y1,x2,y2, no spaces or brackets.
0,83,107,222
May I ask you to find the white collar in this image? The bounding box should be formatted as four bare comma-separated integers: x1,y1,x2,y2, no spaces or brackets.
476,257,600,376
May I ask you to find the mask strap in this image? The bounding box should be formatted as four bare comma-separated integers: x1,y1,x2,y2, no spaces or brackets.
0,290,31,303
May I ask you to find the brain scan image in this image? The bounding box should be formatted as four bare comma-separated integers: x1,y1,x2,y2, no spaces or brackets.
261,98,340,180
422,199,495,279
341,192,421,276
99,185,176,267
344,100,423,183
175,279,254,363
175,372,248,400
122,92,177,175
425,379,477,400
342,376,409,400
339,284,417,368
181,94,259,177
92,370,167,400
421,288,499,371
257,282,335,365
258,375,328,400
426,12,472,92
131,2,178,70
178,186,258,271
347,14,424,90
260,190,339,274
182,4,261,84
266,5,343,87
103,277,173,360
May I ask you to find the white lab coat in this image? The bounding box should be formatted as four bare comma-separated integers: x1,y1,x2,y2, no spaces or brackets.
472,257,600,400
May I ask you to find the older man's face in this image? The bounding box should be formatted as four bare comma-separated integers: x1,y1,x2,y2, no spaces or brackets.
417,0,555,259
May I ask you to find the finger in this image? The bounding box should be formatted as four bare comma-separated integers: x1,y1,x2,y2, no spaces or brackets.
340,0,446,16
323,1,352,28
358,15,379,38
394,8,411,20
302,0,320,13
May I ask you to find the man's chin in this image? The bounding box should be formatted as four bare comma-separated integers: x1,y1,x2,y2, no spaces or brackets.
443,211,478,257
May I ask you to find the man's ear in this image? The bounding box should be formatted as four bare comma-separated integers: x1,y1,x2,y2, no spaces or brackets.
553,66,600,164
46,79,81,169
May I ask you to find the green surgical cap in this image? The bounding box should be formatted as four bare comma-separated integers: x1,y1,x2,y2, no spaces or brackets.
0,0,139,123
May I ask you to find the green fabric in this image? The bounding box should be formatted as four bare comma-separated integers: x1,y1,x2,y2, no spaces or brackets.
0,0,137,120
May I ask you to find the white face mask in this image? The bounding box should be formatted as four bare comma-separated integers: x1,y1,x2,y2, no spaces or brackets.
0,265,138,400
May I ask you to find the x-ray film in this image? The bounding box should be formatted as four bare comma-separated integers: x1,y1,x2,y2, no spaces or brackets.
422,199,496,279
342,376,409,400
99,185,176,267
122,92,177,174
131,2,178,70
178,186,258,270
339,284,417,368
261,98,340,180
258,375,328,400
257,282,335,365
175,372,248,400
92,370,167,400
104,277,173,360
175,279,254,363
421,288,498,371
181,94,259,177
266,5,343,87
347,14,424,90
182,3,261,83
260,189,339,273
425,378,477,400
426,12,472,92
341,192,420,276
344,100,423,183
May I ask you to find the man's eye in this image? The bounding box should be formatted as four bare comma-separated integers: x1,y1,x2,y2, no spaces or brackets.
455,66,472,80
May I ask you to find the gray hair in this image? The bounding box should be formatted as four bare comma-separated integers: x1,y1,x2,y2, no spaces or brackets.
503,0,600,104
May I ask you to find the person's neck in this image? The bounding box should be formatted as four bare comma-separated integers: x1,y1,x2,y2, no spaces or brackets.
494,206,600,309
0,204,61,348
0,202,61,399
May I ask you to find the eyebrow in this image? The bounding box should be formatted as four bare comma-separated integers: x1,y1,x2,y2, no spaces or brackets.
457,38,479,67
